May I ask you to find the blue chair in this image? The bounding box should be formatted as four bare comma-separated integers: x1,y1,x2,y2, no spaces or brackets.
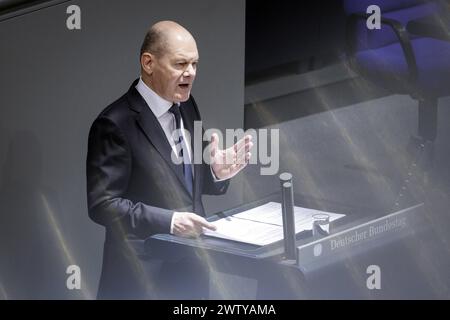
344,0,450,143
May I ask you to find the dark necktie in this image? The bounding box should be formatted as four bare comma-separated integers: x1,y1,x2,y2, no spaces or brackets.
169,104,193,196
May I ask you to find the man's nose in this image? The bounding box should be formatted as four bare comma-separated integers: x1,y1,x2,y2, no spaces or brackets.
183,64,196,77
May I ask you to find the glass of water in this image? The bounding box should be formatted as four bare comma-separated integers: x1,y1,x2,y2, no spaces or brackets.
312,213,330,238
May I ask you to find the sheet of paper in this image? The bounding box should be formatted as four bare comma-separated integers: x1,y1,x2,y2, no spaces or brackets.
203,202,346,246
203,216,283,246
233,202,345,231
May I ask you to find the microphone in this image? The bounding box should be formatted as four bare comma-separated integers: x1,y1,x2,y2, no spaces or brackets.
279,173,297,260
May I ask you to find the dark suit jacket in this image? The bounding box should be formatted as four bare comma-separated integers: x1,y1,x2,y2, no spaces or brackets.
86,79,229,299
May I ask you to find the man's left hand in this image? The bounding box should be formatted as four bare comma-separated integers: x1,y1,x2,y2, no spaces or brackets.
210,133,253,180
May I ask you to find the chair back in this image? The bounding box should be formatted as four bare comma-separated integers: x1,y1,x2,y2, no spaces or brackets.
344,0,439,50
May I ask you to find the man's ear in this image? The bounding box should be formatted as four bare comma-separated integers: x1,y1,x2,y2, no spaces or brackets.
141,52,154,76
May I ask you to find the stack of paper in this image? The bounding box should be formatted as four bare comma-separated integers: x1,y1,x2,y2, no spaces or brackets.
203,202,345,246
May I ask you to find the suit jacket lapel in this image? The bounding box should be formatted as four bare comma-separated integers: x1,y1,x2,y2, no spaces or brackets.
126,80,191,197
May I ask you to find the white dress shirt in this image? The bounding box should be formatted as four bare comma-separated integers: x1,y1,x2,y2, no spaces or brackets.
136,78,220,234
136,78,193,171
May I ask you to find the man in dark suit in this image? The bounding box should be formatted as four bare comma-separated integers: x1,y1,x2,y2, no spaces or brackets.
86,21,252,299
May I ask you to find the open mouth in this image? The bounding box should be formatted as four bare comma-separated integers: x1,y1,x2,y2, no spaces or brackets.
178,83,190,89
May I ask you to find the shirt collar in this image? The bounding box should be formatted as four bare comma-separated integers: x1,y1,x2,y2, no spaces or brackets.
135,77,175,118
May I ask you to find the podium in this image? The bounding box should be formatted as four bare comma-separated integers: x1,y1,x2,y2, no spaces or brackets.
140,193,447,299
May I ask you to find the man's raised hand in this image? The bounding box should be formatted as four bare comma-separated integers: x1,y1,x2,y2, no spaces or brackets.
210,133,253,180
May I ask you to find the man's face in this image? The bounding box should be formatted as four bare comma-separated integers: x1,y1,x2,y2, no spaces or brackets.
149,36,199,103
